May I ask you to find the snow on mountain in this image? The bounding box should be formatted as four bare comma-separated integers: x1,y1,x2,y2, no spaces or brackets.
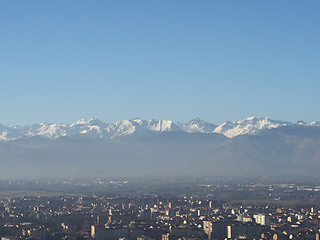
310,121,320,127
0,124,38,141
109,119,143,138
147,119,180,132
32,123,68,139
0,117,319,141
109,119,181,138
178,117,217,133
0,118,183,141
0,131,10,141
213,117,293,138
70,119,108,137
296,120,308,126
0,124,17,141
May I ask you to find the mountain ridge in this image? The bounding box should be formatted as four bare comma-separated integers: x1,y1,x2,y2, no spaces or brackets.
0,123,320,178
0,117,319,141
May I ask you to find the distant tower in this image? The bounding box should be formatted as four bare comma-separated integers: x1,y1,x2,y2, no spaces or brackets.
97,216,100,224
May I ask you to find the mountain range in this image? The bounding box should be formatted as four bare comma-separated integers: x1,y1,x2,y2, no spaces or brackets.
1,116,319,141
0,117,320,178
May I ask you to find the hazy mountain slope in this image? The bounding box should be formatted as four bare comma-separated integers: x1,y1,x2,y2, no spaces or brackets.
0,132,228,178
192,126,320,176
0,123,320,178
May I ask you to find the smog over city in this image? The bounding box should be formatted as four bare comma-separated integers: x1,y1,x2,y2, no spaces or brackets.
1,1,320,240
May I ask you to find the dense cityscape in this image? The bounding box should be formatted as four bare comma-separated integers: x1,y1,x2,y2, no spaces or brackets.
1,177,320,240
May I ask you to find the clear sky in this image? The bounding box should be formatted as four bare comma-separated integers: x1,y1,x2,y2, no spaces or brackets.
1,1,319,126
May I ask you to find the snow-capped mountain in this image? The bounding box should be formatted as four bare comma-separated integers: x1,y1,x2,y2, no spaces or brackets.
213,117,293,138
0,118,183,141
1,117,320,178
178,117,217,133
0,117,319,141
310,121,320,127
296,120,308,126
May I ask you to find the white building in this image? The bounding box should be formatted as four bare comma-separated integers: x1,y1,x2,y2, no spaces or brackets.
253,213,270,225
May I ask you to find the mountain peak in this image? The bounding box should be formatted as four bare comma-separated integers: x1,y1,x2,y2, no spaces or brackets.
131,117,142,121
214,117,293,138
296,120,307,125
244,116,257,121
71,118,103,126
310,121,320,127
241,116,270,122
182,118,217,133
187,117,203,124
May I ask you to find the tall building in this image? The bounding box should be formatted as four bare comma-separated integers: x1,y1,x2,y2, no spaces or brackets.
253,213,270,226
227,223,262,239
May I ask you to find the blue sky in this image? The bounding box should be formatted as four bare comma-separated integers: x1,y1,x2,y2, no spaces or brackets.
0,1,319,126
